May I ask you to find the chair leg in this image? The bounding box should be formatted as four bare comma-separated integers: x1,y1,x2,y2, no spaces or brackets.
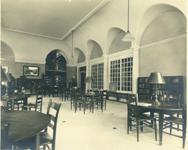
183,122,186,148
52,143,55,150
74,103,77,113
140,121,143,132
154,119,157,141
101,102,103,112
127,117,130,134
170,122,172,135
83,103,86,114
70,100,73,110
137,119,139,142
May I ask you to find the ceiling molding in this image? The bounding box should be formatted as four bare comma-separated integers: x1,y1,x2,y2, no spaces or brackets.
15,58,45,64
2,0,111,41
2,28,62,40
61,0,111,40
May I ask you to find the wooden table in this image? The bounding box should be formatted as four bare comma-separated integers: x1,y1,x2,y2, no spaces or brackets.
1,111,50,149
137,103,185,145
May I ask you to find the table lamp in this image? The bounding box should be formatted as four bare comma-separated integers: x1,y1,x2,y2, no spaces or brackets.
148,72,165,106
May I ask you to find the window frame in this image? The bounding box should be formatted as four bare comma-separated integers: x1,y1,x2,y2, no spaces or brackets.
90,58,104,90
108,49,133,93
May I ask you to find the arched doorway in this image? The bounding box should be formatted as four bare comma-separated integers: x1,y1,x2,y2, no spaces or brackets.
44,50,67,96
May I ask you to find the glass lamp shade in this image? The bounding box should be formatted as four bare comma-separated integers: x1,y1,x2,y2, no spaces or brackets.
148,72,165,84
122,30,135,42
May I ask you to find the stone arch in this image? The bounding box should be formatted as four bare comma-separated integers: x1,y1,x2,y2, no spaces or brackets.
74,48,86,63
107,27,131,54
87,40,103,60
137,4,186,45
1,41,15,62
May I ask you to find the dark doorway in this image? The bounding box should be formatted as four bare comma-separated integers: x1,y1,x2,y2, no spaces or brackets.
79,66,86,91
44,50,67,96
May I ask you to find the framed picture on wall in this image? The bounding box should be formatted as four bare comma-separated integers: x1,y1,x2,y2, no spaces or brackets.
23,66,39,77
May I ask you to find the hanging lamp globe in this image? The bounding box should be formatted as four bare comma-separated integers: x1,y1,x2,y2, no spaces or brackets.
122,30,135,42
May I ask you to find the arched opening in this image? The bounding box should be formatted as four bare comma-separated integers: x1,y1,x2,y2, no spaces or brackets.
87,40,103,59
74,48,86,63
1,41,15,62
107,27,131,54
139,4,186,76
44,49,67,96
1,41,17,96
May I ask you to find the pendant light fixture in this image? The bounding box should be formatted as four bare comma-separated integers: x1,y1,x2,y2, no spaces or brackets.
122,0,135,42
71,30,74,58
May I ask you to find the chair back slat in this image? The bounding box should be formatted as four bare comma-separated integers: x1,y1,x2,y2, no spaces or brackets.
35,95,43,112
127,94,138,105
46,99,61,148
48,121,55,129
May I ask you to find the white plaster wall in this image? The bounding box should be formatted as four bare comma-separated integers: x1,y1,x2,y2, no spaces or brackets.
63,0,186,56
1,0,186,83
139,36,187,77
1,29,73,65
1,0,186,66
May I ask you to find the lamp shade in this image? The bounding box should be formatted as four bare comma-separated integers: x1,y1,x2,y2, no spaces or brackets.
122,30,135,42
148,72,165,84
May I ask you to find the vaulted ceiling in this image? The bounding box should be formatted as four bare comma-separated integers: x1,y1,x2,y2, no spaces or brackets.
1,0,108,40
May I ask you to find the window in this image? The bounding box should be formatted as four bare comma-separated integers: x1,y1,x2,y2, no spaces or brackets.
91,63,104,89
110,57,133,92
110,60,120,90
121,57,133,91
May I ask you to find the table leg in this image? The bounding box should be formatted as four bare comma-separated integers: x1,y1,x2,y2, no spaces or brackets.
36,133,40,150
159,112,163,145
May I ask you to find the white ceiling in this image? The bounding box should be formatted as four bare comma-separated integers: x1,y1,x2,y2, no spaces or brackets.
1,0,108,40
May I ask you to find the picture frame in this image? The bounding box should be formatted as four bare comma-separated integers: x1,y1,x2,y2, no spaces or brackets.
23,66,39,77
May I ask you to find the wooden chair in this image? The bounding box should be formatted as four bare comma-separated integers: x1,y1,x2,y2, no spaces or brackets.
83,95,94,114
73,91,86,113
39,100,61,150
13,98,25,111
6,100,13,111
127,94,157,142
163,109,186,148
162,94,186,148
93,91,104,112
24,95,43,112
102,90,107,110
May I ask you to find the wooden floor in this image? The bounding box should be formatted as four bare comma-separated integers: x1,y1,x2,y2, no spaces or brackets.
28,96,184,150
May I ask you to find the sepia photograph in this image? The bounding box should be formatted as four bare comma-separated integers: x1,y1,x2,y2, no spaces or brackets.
23,66,39,77
1,0,187,150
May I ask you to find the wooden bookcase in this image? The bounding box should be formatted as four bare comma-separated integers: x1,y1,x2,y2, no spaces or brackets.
137,76,185,106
